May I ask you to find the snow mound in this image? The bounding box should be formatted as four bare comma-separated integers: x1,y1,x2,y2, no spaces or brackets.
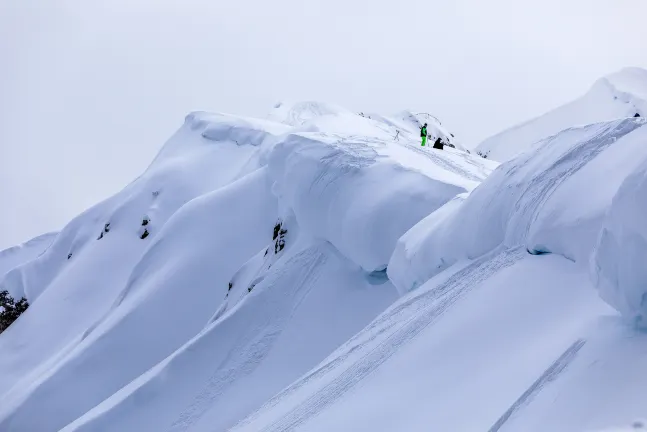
269,132,467,272
477,67,647,162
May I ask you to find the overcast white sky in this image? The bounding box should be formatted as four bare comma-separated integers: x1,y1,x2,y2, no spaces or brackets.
1,0,646,249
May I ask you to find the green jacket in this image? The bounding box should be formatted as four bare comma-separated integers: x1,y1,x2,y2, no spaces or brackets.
420,126,427,137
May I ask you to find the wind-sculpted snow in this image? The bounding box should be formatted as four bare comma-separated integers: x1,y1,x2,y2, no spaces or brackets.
591,149,647,327
389,118,646,293
388,194,467,294
268,132,467,272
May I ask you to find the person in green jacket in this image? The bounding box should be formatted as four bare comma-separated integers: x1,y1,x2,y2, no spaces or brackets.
420,123,428,146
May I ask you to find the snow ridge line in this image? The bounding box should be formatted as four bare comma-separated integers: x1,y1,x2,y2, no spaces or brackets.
165,246,328,432
488,339,586,432
245,247,525,432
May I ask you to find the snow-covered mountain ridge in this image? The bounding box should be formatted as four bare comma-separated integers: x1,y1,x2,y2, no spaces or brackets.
0,102,494,431
2,67,647,432
477,67,647,162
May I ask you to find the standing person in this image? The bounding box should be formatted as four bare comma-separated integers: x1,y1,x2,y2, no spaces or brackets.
420,123,428,146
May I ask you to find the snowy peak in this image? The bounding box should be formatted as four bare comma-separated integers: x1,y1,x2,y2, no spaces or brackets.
602,67,647,102
476,67,647,162
267,101,353,126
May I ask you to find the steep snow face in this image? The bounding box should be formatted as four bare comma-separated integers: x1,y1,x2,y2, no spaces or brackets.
389,117,646,294
388,194,467,294
0,232,57,298
0,101,491,432
591,152,647,327
476,67,647,162
268,132,467,272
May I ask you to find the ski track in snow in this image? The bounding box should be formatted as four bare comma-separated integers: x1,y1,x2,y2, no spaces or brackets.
236,247,525,432
511,119,643,245
398,139,484,182
327,132,485,183
165,246,328,432
488,339,587,432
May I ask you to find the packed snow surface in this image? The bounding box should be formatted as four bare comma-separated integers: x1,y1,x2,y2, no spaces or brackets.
3,68,647,432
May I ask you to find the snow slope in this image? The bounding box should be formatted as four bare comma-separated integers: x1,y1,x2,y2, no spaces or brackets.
231,111,647,430
232,250,611,432
0,232,57,298
0,102,492,431
8,81,647,432
476,67,647,162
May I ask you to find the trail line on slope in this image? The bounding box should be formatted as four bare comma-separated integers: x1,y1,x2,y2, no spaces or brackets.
488,339,586,432
165,246,328,432
397,139,484,182
510,118,643,245
249,247,525,432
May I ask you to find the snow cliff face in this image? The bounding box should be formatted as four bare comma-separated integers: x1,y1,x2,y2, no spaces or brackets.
0,102,489,432
592,148,647,327
476,67,647,162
